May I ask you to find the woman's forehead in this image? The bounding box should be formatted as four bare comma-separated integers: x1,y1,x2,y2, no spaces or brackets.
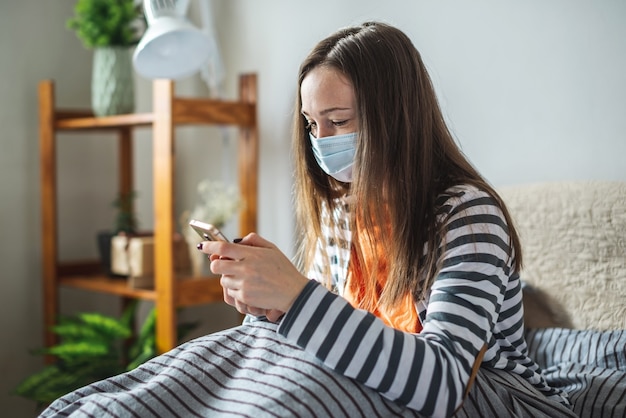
300,67,355,116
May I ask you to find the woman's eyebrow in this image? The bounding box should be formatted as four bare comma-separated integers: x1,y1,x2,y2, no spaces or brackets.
301,107,352,117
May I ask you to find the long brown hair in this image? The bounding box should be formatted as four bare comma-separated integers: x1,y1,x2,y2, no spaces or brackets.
293,22,522,308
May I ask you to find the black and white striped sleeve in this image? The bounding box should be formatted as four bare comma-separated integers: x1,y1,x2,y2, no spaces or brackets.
277,189,515,417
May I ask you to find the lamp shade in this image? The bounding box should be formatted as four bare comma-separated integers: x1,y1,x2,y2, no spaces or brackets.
133,0,212,80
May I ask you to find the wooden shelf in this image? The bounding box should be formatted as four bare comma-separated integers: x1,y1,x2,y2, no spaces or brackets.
55,112,155,130
53,98,255,131
56,259,225,305
59,275,157,300
40,75,258,353
58,274,224,306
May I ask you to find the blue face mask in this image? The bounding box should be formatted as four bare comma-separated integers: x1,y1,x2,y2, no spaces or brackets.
309,132,357,183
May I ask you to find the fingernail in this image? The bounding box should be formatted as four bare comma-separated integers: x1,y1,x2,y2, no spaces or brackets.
196,243,203,250
233,238,243,243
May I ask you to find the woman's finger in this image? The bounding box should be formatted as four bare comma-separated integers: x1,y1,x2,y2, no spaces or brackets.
265,309,285,323
200,233,274,261
232,298,266,317
222,277,267,317
246,306,267,317
222,286,236,306
236,232,276,249
233,299,248,315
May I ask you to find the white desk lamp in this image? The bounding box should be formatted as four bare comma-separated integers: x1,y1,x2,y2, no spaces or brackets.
133,0,212,80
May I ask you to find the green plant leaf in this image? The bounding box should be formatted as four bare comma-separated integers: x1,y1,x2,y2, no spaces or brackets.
66,0,142,48
78,312,131,340
13,365,63,402
51,321,101,342
126,337,156,371
15,305,198,406
45,341,110,361
128,308,156,363
120,300,138,330
112,191,138,234
14,357,124,405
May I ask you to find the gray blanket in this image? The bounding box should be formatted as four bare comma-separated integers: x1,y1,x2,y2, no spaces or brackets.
39,322,625,417
40,321,418,417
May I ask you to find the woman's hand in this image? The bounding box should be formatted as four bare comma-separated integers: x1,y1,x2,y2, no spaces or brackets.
198,233,309,320
220,286,285,322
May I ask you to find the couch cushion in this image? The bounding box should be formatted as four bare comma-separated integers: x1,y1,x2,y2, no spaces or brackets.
499,181,626,330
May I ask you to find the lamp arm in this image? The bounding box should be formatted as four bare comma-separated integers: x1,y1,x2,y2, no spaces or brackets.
198,0,225,98
143,0,178,23
176,0,190,15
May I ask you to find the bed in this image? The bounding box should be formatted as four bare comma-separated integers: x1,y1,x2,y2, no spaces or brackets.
39,181,626,417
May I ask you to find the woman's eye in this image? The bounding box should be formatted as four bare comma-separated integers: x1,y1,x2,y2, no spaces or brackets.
305,120,317,134
332,120,348,127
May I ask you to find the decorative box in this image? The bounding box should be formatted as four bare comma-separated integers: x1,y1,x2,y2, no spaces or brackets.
110,234,191,288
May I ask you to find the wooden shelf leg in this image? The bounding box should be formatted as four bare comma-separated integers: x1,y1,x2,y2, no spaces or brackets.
39,80,59,355
238,74,258,236
118,126,133,201
153,79,177,353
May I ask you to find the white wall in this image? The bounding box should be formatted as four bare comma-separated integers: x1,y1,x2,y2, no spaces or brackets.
1,0,625,415
1,1,99,415
210,0,626,256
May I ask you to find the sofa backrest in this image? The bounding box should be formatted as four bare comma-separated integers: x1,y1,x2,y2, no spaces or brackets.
499,181,626,330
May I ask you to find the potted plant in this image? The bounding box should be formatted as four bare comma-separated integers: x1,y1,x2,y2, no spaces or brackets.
98,191,139,276
112,190,139,236
13,302,197,408
66,0,144,116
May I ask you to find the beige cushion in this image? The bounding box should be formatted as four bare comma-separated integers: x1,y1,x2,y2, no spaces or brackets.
499,181,626,330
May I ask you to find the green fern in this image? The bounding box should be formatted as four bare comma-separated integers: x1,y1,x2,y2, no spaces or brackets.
46,341,111,361
127,307,156,365
78,312,132,340
50,320,101,341
13,302,198,406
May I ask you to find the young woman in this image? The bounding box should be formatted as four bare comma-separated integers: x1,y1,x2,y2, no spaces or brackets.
40,22,576,418
201,21,576,417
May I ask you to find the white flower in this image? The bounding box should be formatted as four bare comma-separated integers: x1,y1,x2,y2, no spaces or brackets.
181,180,242,243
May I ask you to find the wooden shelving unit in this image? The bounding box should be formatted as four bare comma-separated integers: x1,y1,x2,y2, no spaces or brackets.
39,74,258,353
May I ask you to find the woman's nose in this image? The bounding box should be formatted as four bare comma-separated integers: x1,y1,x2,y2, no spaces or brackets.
316,125,332,138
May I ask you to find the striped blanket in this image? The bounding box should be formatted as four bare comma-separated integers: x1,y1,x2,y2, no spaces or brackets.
40,321,625,418
40,320,419,417
525,328,626,418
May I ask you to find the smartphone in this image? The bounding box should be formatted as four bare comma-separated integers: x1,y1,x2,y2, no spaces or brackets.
189,219,230,242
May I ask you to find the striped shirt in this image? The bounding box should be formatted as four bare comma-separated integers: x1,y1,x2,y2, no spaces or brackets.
277,185,570,417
